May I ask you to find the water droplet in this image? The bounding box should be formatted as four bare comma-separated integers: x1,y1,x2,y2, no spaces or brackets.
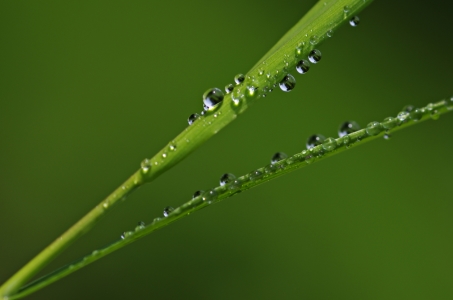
249,170,263,181
397,111,410,122
403,105,414,113
135,221,145,231
426,103,434,111
349,16,360,27
121,231,133,239
343,5,350,13
225,84,234,94
326,29,333,38
169,144,177,151
234,74,245,85
102,201,109,209
192,190,204,199
141,159,152,173
279,74,296,92
202,190,218,204
430,110,440,120
310,35,318,45
220,173,236,186
271,152,288,164
203,88,224,111
228,179,243,191
163,206,174,217
295,46,303,57
342,134,351,147
306,134,326,149
338,121,361,137
296,59,310,74
383,133,391,140
366,121,382,136
92,250,99,256
382,117,398,129
308,49,322,64
322,137,337,152
258,68,264,76
162,153,167,158
247,85,257,97
410,108,423,121
444,96,453,110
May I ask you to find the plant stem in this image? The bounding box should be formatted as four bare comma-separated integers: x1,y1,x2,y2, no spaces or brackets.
0,0,373,298
7,99,452,300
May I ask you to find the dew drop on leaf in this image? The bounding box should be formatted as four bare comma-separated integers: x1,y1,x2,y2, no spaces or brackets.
296,59,310,74
306,134,326,149
271,152,288,164
220,173,236,186
349,16,360,27
338,121,361,137
308,49,322,64
203,88,224,111
163,206,174,217
279,74,296,92
366,121,383,136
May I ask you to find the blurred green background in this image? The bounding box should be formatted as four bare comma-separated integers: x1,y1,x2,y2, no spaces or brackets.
1,1,452,299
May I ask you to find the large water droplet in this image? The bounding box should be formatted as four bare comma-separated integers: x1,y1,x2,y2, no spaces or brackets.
349,16,360,27
141,159,152,173
382,117,398,129
225,84,234,94
234,74,245,85
192,190,204,199
203,88,224,111
338,121,360,137
306,134,326,149
220,173,236,186
271,152,288,164
322,137,337,152
279,74,296,92
308,49,322,64
296,59,310,74
366,121,383,136
163,206,174,217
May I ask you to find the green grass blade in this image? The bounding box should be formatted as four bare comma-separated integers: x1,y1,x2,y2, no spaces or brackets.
9,98,452,300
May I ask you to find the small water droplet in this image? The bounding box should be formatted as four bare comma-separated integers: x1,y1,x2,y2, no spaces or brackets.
403,105,414,113
383,133,391,140
349,16,360,27
326,29,333,38
342,134,351,146
444,96,453,110
271,152,288,164
338,121,360,137
228,179,243,191
322,137,337,152
397,111,410,122
169,144,176,151
234,74,245,85
121,231,133,239
426,103,434,111
141,158,152,173
246,85,257,97
366,121,383,136
306,134,326,149
344,5,350,13
92,250,99,256
203,88,224,111
162,153,167,158
382,117,398,129
296,59,310,74
309,35,319,45
258,68,264,76
192,190,204,199
220,173,236,186
410,108,423,121
430,110,440,120
279,74,296,92
295,46,303,57
135,221,145,231
308,49,322,64
163,206,174,217
202,190,218,204
225,84,234,94
102,201,109,209
249,170,263,181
